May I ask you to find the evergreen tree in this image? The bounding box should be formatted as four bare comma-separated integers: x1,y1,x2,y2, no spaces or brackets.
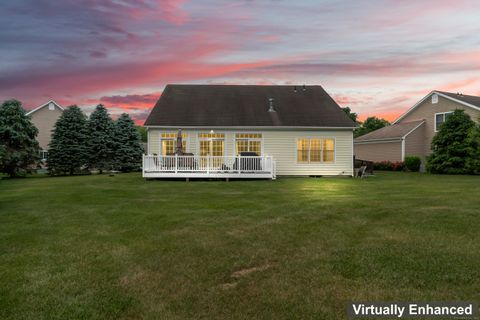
0,99,40,177
87,104,116,173
426,109,476,174
48,105,88,175
466,119,480,174
114,113,143,172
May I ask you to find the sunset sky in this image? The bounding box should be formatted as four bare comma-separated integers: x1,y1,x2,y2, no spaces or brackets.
1,0,480,124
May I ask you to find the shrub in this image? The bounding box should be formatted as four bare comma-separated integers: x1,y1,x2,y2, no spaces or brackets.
373,160,405,171
427,110,475,174
404,156,421,172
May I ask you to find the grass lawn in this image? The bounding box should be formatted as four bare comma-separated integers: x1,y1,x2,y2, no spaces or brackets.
1,172,479,319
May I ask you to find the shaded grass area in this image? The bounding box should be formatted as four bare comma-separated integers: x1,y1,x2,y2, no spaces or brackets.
0,172,479,319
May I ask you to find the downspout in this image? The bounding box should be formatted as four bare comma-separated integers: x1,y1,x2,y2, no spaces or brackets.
401,137,405,161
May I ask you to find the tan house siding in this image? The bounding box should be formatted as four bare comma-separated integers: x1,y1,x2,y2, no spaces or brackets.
399,95,480,155
29,105,63,150
354,141,402,162
147,128,354,176
404,122,426,159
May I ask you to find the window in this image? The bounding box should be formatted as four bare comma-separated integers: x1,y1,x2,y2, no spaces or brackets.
198,133,225,167
235,133,262,155
198,133,225,156
432,94,438,104
39,150,48,161
297,138,335,163
48,102,55,110
160,133,187,155
434,112,453,132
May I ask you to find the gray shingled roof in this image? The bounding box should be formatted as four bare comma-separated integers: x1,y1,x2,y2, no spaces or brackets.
355,120,424,141
144,84,356,128
437,91,480,108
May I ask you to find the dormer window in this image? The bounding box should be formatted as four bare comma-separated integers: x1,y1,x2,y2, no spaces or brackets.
48,102,55,110
431,94,438,104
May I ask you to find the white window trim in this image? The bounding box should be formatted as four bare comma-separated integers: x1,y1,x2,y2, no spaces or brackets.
434,111,454,132
431,94,438,104
295,137,336,165
233,132,264,156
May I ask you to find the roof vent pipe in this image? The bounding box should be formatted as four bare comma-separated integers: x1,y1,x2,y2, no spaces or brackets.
294,86,297,92
302,84,306,91
268,98,276,112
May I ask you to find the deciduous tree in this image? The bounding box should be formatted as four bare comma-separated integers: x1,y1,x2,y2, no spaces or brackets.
354,116,390,137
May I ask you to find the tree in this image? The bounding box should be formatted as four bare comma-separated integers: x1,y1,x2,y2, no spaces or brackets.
86,104,116,173
0,99,40,177
466,118,480,174
114,114,143,172
354,116,390,138
342,107,358,123
136,125,147,143
426,109,476,174
48,105,88,175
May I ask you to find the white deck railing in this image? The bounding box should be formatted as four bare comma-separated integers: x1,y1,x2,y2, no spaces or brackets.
142,155,276,179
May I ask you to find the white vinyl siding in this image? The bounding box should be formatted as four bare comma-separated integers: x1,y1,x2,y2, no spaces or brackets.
147,129,354,176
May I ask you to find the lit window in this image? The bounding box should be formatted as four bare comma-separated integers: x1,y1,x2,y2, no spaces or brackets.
198,133,225,139
160,133,187,155
297,138,335,163
323,139,335,162
198,133,225,167
235,133,262,155
434,112,453,132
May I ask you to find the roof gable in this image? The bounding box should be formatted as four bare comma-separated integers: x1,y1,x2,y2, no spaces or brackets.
144,85,356,128
26,100,64,116
394,90,480,124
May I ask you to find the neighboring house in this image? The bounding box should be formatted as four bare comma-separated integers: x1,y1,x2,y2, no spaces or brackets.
354,91,480,163
26,100,64,160
143,84,356,179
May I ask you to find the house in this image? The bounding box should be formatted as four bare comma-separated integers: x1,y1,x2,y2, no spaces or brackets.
354,91,480,163
26,100,64,160
143,84,356,179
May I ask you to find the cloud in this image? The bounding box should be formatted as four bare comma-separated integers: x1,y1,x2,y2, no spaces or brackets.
100,93,161,107
2,0,480,123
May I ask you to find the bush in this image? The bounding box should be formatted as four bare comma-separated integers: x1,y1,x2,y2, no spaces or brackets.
404,156,421,172
427,110,475,174
373,161,405,171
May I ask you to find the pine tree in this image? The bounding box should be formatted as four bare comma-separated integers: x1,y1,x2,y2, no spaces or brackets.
0,99,40,177
466,119,480,174
114,113,143,172
48,105,88,175
87,104,116,173
426,109,476,174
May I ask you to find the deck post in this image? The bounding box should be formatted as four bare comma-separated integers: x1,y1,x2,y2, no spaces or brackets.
175,154,178,174
238,155,241,175
207,156,210,175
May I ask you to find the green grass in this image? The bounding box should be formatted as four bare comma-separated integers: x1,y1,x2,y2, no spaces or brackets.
1,172,479,319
